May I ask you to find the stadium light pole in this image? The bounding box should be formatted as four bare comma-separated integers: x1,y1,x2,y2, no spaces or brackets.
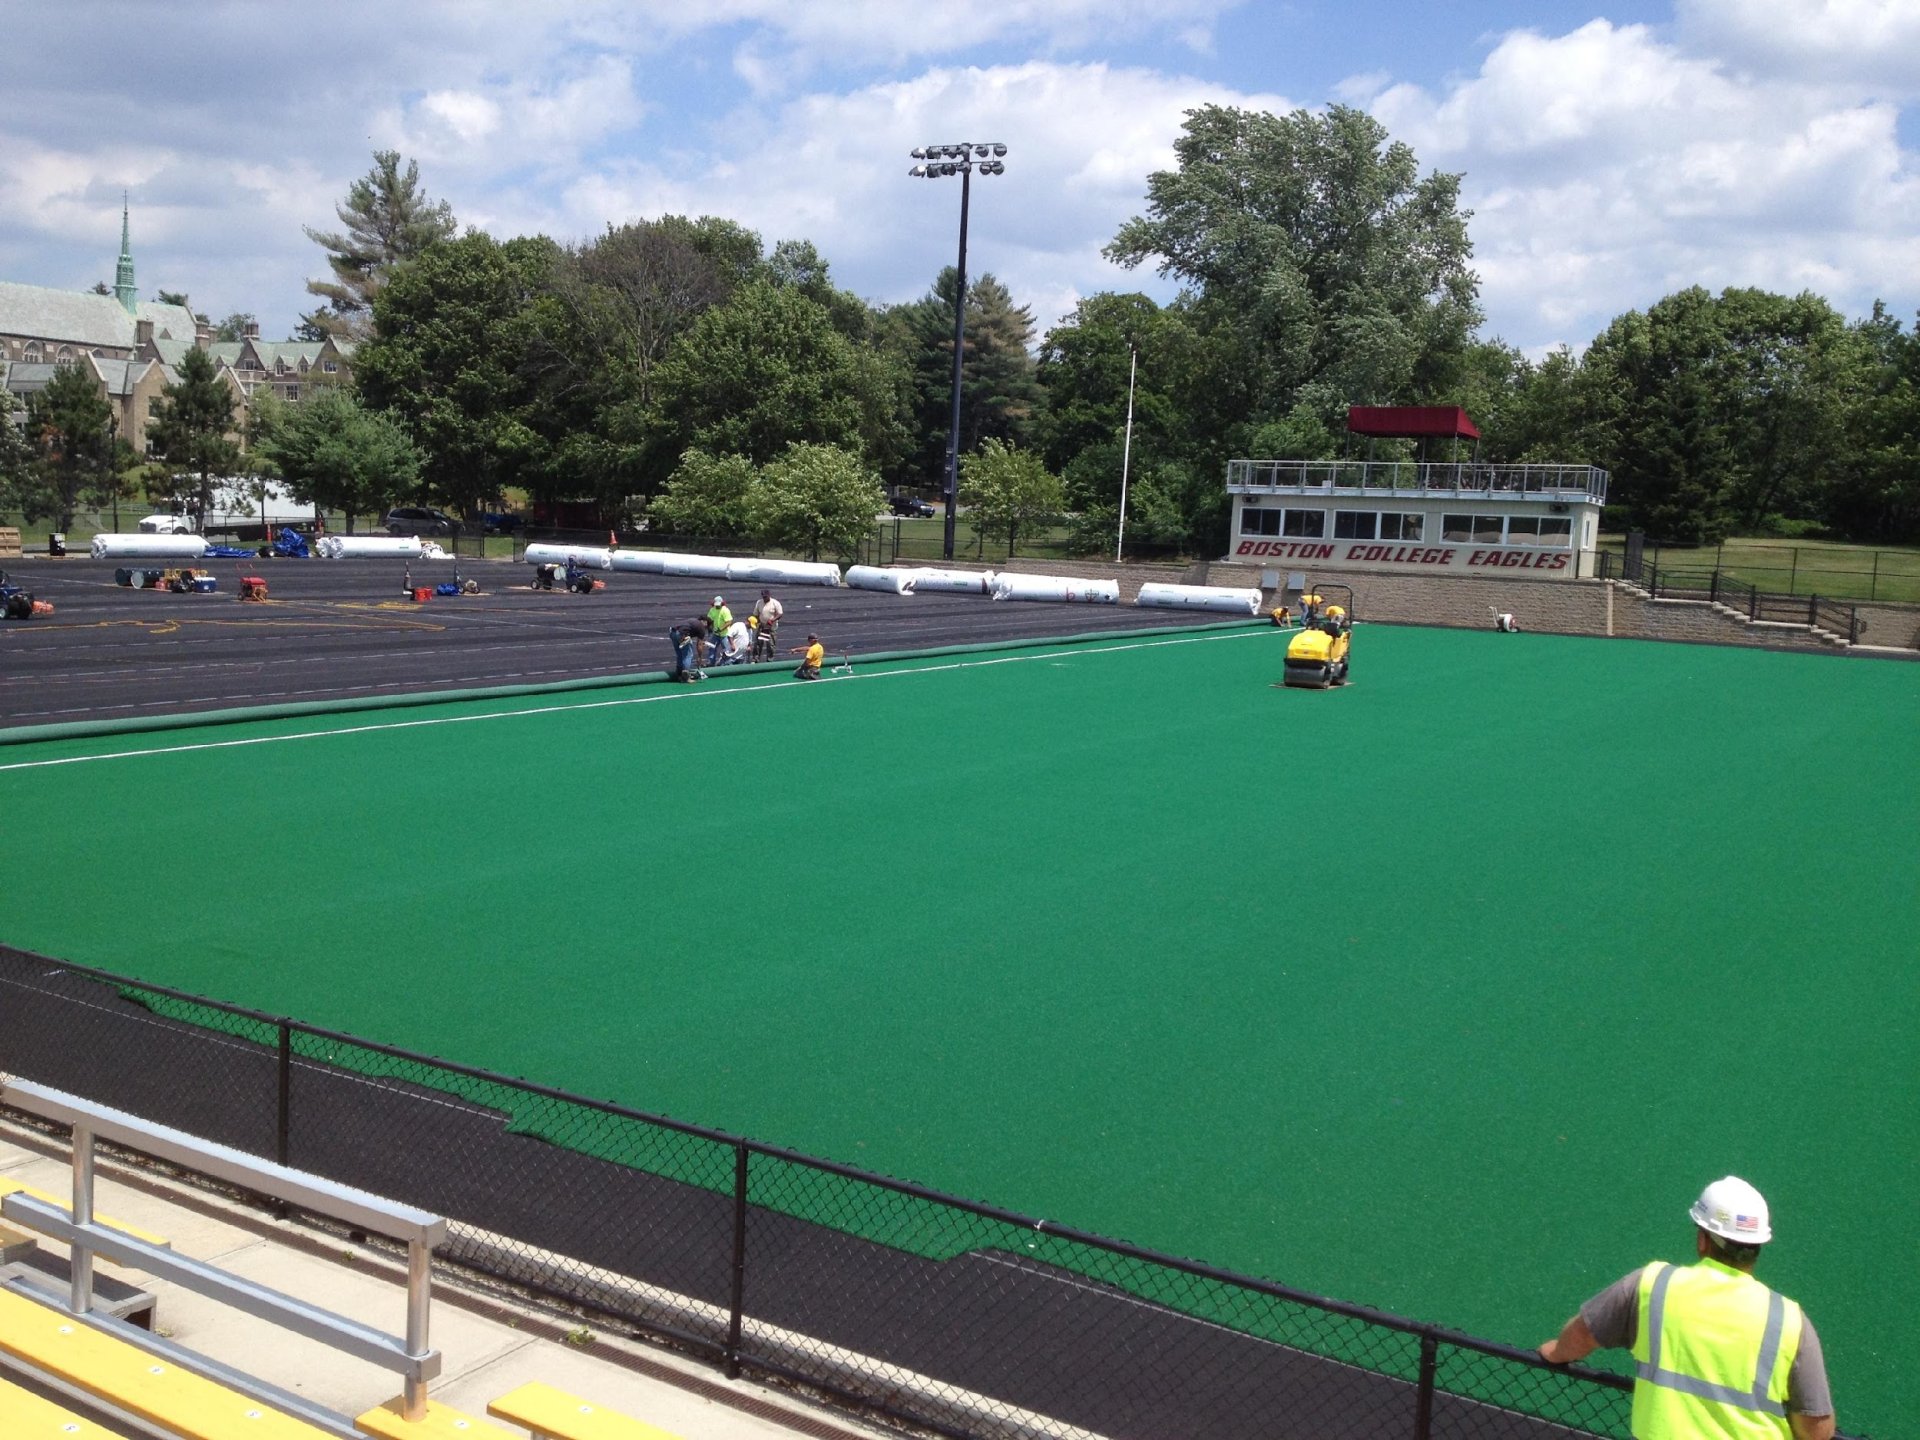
908,142,1008,561
1115,342,1137,563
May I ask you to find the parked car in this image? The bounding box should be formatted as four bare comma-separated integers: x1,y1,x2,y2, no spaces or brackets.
479,511,526,535
383,506,459,536
889,494,937,518
137,514,198,535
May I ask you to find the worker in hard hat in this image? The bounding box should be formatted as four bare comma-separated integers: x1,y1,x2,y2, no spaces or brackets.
1538,1177,1835,1439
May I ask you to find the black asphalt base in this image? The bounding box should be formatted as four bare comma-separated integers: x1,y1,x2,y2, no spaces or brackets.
0,556,1202,728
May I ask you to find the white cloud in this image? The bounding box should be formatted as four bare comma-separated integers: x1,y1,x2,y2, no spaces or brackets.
1678,0,1920,96
1372,18,1920,352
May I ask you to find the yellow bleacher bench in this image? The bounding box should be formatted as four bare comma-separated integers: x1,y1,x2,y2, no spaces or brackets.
487,1382,683,1440
0,1286,328,1440
0,1372,122,1439
0,527,21,559
355,1394,502,1439
0,1179,172,1250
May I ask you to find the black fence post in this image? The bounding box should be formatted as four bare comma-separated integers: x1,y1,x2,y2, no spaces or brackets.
725,1142,749,1379
275,1021,292,1168
1413,1330,1438,1440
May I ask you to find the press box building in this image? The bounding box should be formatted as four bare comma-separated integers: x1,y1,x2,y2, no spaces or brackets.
1226,407,1608,580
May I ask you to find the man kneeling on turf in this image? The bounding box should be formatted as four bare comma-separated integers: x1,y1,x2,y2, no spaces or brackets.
791,633,824,680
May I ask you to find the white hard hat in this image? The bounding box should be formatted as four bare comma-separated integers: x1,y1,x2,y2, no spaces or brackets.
1689,1176,1771,1245
712,595,723,605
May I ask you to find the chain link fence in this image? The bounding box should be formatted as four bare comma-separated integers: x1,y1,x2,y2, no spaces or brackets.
0,943,1699,1439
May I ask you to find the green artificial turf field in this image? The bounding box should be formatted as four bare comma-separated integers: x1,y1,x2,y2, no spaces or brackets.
3,625,1915,1432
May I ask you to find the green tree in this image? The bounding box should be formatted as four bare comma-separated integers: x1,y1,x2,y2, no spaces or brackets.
145,348,242,525
353,231,560,518
650,450,756,539
0,391,34,504
20,363,118,529
885,269,1043,488
650,281,903,470
156,289,190,308
1579,287,1857,543
1826,303,1920,543
961,439,1063,557
1107,104,1480,418
745,442,885,561
303,150,457,342
213,313,257,343
253,386,421,529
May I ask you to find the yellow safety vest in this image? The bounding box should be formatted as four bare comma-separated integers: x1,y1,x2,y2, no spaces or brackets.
1631,1258,1802,1439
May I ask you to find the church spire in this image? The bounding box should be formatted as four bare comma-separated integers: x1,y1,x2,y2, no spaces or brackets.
113,193,137,315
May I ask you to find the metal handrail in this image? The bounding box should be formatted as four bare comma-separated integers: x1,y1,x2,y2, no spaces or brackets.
1227,459,1609,504
0,1076,447,1428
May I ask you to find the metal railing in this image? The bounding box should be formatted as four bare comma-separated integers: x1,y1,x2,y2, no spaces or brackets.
0,945,1671,1440
1598,554,1862,643
1227,461,1609,505
0,1075,447,1438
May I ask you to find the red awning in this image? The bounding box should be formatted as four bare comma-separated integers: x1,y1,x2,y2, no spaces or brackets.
1346,406,1481,441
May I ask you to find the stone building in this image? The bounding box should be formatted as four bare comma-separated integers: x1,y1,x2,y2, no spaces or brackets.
0,204,349,449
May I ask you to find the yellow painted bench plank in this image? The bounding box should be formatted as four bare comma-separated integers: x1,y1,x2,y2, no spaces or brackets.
355,1395,505,1439
0,1179,172,1249
0,1286,328,1440
0,1372,122,1439
486,1383,681,1440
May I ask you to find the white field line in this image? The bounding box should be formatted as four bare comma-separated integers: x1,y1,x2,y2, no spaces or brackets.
0,629,1265,776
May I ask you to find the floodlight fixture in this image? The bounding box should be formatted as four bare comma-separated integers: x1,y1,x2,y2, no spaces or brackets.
902,142,1011,558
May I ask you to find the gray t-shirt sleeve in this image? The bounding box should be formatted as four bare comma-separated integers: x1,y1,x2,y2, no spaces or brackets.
1788,1315,1832,1417
1578,1268,1644,1349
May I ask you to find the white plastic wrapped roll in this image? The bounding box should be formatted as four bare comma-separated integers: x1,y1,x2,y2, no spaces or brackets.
609,550,675,573
845,565,919,594
523,543,612,569
989,572,1120,604
1134,582,1264,614
659,552,733,579
908,567,993,594
726,558,842,586
316,535,425,559
90,534,209,561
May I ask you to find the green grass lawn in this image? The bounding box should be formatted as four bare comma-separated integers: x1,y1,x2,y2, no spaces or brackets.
1,627,1913,1433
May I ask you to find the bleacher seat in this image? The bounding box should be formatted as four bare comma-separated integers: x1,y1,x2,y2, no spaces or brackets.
0,1285,327,1440
354,1394,498,1439
0,1372,120,1439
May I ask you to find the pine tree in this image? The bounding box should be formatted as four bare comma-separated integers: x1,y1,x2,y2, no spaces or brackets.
19,364,118,530
146,349,242,525
303,151,457,342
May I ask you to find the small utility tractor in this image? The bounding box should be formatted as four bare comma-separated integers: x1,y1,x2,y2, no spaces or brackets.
1281,583,1354,689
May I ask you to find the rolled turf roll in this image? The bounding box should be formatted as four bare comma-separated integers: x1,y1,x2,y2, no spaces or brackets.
845,565,918,594
908,567,994,594
608,550,675,573
989,572,1121,604
90,533,209,561
316,535,426,559
522,543,612,569
1134,582,1264,615
726,557,842,586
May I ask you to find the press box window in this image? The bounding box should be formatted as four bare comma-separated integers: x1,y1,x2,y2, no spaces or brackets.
1241,506,1282,536
1334,511,1378,540
1442,513,1504,543
1381,513,1424,541
1283,509,1326,538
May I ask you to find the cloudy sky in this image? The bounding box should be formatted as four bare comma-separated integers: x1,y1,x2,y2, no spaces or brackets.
3,0,1916,357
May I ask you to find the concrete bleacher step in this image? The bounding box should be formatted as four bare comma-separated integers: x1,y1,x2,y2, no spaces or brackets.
4,1246,158,1328
488,1381,683,1440
0,1284,331,1440
0,1372,122,1439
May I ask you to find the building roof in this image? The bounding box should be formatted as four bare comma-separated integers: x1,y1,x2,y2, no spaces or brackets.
0,360,61,398
0,281,201,351
1347,406,1482,441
